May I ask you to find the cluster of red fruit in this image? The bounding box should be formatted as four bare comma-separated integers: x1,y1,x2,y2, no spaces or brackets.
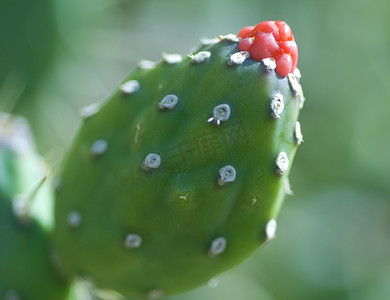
238,21,298,77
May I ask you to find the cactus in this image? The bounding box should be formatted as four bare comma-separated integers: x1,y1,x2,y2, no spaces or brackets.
53,20,304,299
0,113,71,300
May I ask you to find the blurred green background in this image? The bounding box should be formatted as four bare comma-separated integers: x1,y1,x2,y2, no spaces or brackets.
1,0,390,299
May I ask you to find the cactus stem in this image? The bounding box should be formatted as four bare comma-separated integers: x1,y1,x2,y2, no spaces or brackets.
295,121,304,146
123,234,142,249
227,51,250,66
81,103,101,119
189,51,211,64
218,34,240,43
270,93,284,119
158,95,179,110
162,53,183,64
265,219,277,240
262,58,276,71
208,237,227,256
218,165,236,186
142,153,161,171
90,139,108,158
138,60,157,70
67,211,82,228
120,80,140,95
53,24,304,295
275,152,289,176
208,104,231,126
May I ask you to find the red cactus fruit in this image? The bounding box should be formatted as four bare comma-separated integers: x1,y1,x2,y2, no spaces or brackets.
238,21,298,77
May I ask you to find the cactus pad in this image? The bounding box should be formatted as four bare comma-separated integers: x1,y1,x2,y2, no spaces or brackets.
0,113,70,300
54,22,305,299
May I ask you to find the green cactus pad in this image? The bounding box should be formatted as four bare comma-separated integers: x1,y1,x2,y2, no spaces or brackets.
54,34,305,299
0,196,71,300
0,113,70,300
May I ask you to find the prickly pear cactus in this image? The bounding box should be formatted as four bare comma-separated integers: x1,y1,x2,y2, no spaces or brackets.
54,21,305,299
0,113,71,300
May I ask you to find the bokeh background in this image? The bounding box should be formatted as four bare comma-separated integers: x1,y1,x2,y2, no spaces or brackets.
1,0,390,299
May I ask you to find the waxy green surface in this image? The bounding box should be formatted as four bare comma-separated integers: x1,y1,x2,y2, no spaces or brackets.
54,38,304,299
0,114,70,300
0,195,70,300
